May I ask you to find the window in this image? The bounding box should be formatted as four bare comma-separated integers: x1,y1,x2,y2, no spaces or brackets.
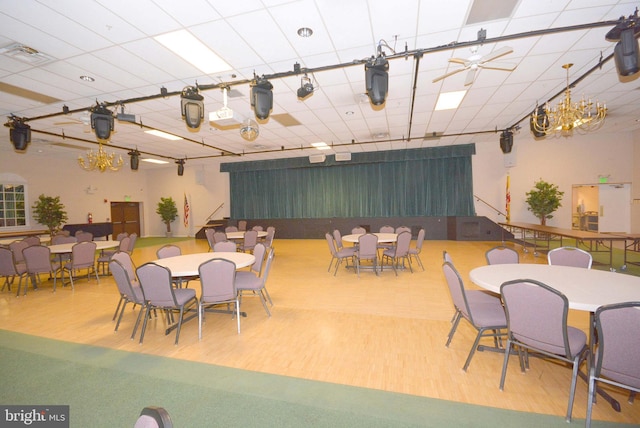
0,184,27,227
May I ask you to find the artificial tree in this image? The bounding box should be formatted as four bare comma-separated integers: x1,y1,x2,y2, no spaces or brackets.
525,179,564,225
156,196,178,236
32,194,68,236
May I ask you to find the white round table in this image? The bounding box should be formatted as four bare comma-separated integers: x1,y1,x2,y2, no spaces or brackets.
342,232,397,244
226,231,267,240
469,264,640,312
48,240,119,254
152,252,255,277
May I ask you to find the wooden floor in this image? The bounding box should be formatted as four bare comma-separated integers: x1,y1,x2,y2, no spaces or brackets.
1,238,638,424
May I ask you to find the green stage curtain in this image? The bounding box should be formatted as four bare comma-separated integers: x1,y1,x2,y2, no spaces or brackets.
220,144,476,219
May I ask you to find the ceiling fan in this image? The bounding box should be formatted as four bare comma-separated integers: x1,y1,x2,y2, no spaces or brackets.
432,46,516,86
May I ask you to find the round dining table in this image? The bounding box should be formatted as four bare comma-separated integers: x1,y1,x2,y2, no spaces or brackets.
226,231,267,240
152,252,255,278
341,232,397,244
48,240,120,254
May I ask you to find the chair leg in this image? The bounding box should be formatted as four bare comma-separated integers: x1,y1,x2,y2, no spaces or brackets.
114,300,128,332
499,339,513,390
445,311,462,347
585,365,597,428
139,305,152,344
463,328,487,372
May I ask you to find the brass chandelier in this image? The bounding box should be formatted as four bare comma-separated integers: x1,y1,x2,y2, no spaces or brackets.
78,143,123,172
531,63,607,137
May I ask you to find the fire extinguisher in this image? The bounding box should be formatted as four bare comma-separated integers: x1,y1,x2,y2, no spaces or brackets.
88,213,93,224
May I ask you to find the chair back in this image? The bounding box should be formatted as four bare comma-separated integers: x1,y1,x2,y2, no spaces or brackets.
23,245,54,274
137,263,177,307
250,243,266,275
414,228,425,251
548,246,592,269
9,240,29,264
394,231,412,257
111,251,137,281
252,225,264,231
395,226,411,234
109,259,142,303
357,233,378,259
213,241,237,252
260,247,275,285
485,246,519,265
442,262,472,322
593,302,640,388
500,279,573,356
70,241,97,269
325,233,337,257
127,233,138,253
156,244,181,259
242,230,258,250
198,258,237,304
0,247,18,275
264,227,275,248
237,220,247,231
351,227,366,235
75,231,93,242
51,235,77,245
442,250,453,264
118,236,131,252
115,232,129,241
332,229,345,249
379,225,394,233
225,226,238,233
23,236,41,246
213,231,227,243
204,228,216,250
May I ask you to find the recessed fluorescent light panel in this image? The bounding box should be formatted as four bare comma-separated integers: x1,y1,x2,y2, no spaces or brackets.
141,158,169,165
311,142,331,150
154,30,231,74
435,90,467,111
144,130,183,141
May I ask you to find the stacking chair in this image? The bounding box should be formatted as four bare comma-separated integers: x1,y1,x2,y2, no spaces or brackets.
127,233,138,254
61,241,99,289
333,229,350,251
109,258,145,337
225,226,238,233
325,233,354,276
395,226,411,234
197,258,240,339
263,226,275,250
485,245,519,265
213,241,237,252
21,245,60,295
355,233,379,276
377,225,395,250
442,261,507,371
547,246,592,269
586,301,640,428
381,231,412,275
379,225,394,233
236,247,274,317
9,239,30,265
351,226,366,235
238,243,266,278
252,225,264,231
75,231,93,242
50,234,77,264
97,236,130,275
408,228,426,271
237,220,247,231
239,230,258,253
156,244,181,259
499,279,589,422
0,247,26,293
204,228,216,251
23,236,41,246
442,250,453,264
136,262,198,345
111,251,137,283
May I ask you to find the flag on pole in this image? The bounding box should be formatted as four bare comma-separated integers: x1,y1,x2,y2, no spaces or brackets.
183,193,190,227
505,174,511,223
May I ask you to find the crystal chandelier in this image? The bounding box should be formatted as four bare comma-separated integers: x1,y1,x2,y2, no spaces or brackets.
531,63,607,137
78,143,123,172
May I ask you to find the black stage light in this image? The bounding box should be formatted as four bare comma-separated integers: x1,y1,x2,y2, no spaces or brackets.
176,159,185,176
9,118,31,151
180,86,204,130
500,130,513,154
614,28,640,76
365,55,389,106
251,77,273,120
297,75,314,100
128,149,140,171
91,103,115,141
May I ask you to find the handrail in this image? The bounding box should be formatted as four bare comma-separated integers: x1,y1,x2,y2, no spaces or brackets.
206,203,224,221
474,195,506,217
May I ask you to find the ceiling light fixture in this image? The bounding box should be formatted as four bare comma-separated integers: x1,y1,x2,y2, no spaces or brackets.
531,63,606,137
180,85,204,130
154,30,232,74
7,116,31,151
297,27,313,38
144,130,183,141
365,54,389,106
90,103,115,141
311,142,331,150
297,74,314,100
435,90,467,110
78,143,123,172
176,158,185,176
240,118,259,142
80,75,95,82
251,76,273,121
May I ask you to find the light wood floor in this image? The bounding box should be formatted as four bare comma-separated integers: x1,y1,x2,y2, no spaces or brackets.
1,238,637,424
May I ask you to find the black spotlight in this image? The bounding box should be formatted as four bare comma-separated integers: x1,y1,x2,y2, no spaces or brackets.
297,75,314,100
176,159,185,176
365,55,389,106
8,118,31,151
614,28,640,76
530,105,547,139
128,149,140,171
180,86,204,130
251,77,273,120
90,103,115,141
500,130,513,154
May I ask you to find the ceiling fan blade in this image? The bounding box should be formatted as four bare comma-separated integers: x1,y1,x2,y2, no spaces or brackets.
464,68,477,86
479,46,513,64
53,120,81,125
480,61,517,71
448,57,468,65
432,67,465,83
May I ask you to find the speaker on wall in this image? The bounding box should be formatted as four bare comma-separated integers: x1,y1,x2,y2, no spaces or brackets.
614,28,640,77
309,154,326,163
500,130,513,154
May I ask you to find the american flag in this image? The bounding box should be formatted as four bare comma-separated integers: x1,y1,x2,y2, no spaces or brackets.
183,193,189,227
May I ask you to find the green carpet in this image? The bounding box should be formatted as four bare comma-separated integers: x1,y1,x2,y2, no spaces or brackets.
0,331,632,428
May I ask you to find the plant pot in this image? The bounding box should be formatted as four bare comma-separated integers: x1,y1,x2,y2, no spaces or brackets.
165,232,173,238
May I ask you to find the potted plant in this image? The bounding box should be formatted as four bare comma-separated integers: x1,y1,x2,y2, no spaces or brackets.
32,194,69,236
156,196,178,236
525,179,564,225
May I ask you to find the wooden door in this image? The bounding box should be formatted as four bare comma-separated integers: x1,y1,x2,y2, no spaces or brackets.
110,202,141,236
